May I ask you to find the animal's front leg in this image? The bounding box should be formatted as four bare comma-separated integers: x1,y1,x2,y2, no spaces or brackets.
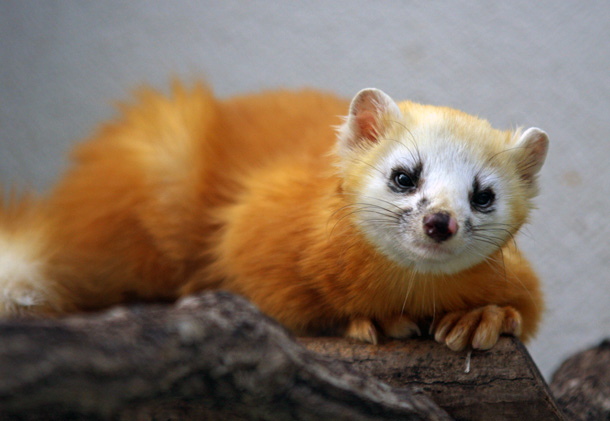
434,305,522,351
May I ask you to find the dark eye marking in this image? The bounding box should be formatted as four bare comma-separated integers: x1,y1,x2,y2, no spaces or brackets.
471,176,496,213
393,171,416,189
472,189,495,210
389,162,422,194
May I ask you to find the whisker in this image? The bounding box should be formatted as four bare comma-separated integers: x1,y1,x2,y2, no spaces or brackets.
487,144,531,164
400,268,418,318
327,204,402,238
330,202,401,220
339,191,404,211
471,226,518,249
349,157,386,177
379,133,422,168
479,248,539,313
385,120,423,164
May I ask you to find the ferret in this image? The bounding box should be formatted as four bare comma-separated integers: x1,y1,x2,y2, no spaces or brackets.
0,83,548,351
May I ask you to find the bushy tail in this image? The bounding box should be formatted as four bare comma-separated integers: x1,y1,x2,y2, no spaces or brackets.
0,190,66,316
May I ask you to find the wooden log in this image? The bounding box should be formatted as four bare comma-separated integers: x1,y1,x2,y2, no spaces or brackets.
550,339,610,421
299,334,565,420
0,292,449,421
0,290,567,420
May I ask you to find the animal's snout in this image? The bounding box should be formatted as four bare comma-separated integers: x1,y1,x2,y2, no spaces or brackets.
423,212,458,243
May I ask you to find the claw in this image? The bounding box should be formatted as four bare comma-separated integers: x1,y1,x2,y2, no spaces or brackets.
345,318,378,344
382,316,421,339
434,305,522,351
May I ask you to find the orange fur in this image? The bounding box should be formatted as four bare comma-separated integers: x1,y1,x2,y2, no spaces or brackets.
0,82,544,349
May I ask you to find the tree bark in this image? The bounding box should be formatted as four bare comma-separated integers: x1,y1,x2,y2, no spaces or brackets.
301,336,565,420
550,339,610,421
0,292,449,420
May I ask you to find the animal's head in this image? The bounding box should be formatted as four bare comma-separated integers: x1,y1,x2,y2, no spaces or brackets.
336,88,548,274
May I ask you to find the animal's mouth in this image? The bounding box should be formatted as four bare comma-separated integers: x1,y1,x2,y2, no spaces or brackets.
412,240,455,259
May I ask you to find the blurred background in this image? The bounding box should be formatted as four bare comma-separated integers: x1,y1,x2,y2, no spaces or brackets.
1,1,608,380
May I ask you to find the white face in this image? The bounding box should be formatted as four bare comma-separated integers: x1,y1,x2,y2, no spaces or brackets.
353,130,513,274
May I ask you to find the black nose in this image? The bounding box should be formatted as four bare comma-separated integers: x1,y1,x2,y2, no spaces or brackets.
423,212,458,243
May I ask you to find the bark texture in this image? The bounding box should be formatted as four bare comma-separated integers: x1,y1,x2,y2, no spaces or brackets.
0,292,448,420
550,339,610,421
0,291,569,420
301,336,565,420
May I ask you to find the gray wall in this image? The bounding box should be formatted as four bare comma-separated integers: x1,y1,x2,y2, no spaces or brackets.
1,1,608,379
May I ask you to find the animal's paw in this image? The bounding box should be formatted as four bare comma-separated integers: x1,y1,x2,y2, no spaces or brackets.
434,305,522,351
344,315,422,344
379,315,421,339
345,318,378,344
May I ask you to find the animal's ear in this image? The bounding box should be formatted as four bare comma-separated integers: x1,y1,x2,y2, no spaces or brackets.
513,127,549,183
338,88,401,153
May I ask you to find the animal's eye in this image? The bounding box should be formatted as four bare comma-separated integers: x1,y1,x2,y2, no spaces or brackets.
393,171,416,190
471,189,495,211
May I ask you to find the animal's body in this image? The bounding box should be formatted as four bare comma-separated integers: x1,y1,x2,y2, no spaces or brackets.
0,83,548,350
